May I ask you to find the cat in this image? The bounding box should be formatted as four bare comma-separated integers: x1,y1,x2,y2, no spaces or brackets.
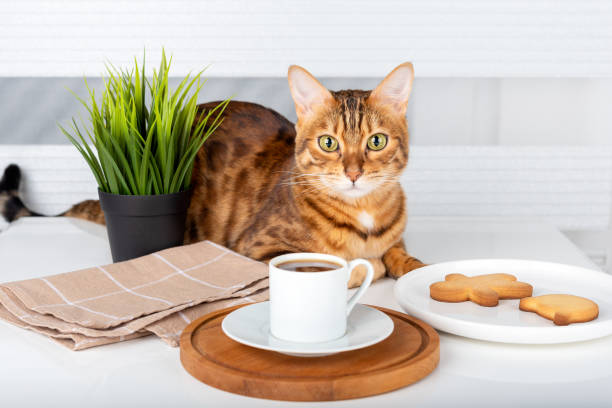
0,63,425,287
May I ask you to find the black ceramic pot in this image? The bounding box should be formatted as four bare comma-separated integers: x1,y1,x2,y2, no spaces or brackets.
98,189,191,262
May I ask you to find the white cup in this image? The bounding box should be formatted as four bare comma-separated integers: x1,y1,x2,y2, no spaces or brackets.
269,253,374,343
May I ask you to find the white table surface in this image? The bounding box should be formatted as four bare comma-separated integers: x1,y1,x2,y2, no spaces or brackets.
0,216,609,407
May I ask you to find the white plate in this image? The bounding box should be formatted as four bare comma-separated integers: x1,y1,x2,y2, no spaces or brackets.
394,259,612,344
221,302,394,357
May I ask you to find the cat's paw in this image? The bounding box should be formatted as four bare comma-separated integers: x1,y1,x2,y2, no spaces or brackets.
347,258,385,288
383,250,427,279
348,265,368,288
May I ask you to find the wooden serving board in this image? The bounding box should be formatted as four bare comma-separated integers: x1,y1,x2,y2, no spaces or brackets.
180,304,439,402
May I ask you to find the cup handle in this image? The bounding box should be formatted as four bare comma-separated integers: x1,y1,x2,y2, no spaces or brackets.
345,259,374,316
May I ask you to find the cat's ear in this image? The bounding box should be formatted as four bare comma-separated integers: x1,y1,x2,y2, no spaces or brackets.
369,62,414,116
288,65,333,120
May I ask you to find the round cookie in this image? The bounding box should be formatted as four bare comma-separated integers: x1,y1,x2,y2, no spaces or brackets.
519,294,599,326
429,273,533,307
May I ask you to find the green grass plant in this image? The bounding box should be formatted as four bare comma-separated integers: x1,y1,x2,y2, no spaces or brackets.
60,50,229,195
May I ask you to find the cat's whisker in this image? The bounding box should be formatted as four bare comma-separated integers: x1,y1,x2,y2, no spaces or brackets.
290,181,332,198
285,175,331,182
276,170,335,177
281,175,326,185
280,182,318,187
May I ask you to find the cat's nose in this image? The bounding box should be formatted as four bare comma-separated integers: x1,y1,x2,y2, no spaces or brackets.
345,169,362,183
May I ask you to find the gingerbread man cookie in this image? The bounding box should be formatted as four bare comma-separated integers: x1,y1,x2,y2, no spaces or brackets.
429,273,533,307
519,294,599,326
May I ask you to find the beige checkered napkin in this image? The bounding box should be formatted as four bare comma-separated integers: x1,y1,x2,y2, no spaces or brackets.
0,240,269,350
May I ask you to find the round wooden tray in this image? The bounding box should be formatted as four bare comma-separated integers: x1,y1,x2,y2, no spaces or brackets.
180,304,439,401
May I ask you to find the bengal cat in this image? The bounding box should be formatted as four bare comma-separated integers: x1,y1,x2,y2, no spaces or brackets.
0,63,425,287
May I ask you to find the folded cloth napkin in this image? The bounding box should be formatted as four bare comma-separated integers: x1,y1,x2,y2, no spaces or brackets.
0,241,269,350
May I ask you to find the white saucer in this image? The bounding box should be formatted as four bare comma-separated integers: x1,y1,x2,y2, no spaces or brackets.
221,302,394,357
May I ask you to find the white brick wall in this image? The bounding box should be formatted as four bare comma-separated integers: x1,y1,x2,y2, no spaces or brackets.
1,0,611,77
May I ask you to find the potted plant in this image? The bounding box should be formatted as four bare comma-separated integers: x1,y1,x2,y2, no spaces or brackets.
60,51,229,262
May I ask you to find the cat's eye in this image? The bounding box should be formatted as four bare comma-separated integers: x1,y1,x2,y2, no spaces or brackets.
367,133,387,151
318,135,339,152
